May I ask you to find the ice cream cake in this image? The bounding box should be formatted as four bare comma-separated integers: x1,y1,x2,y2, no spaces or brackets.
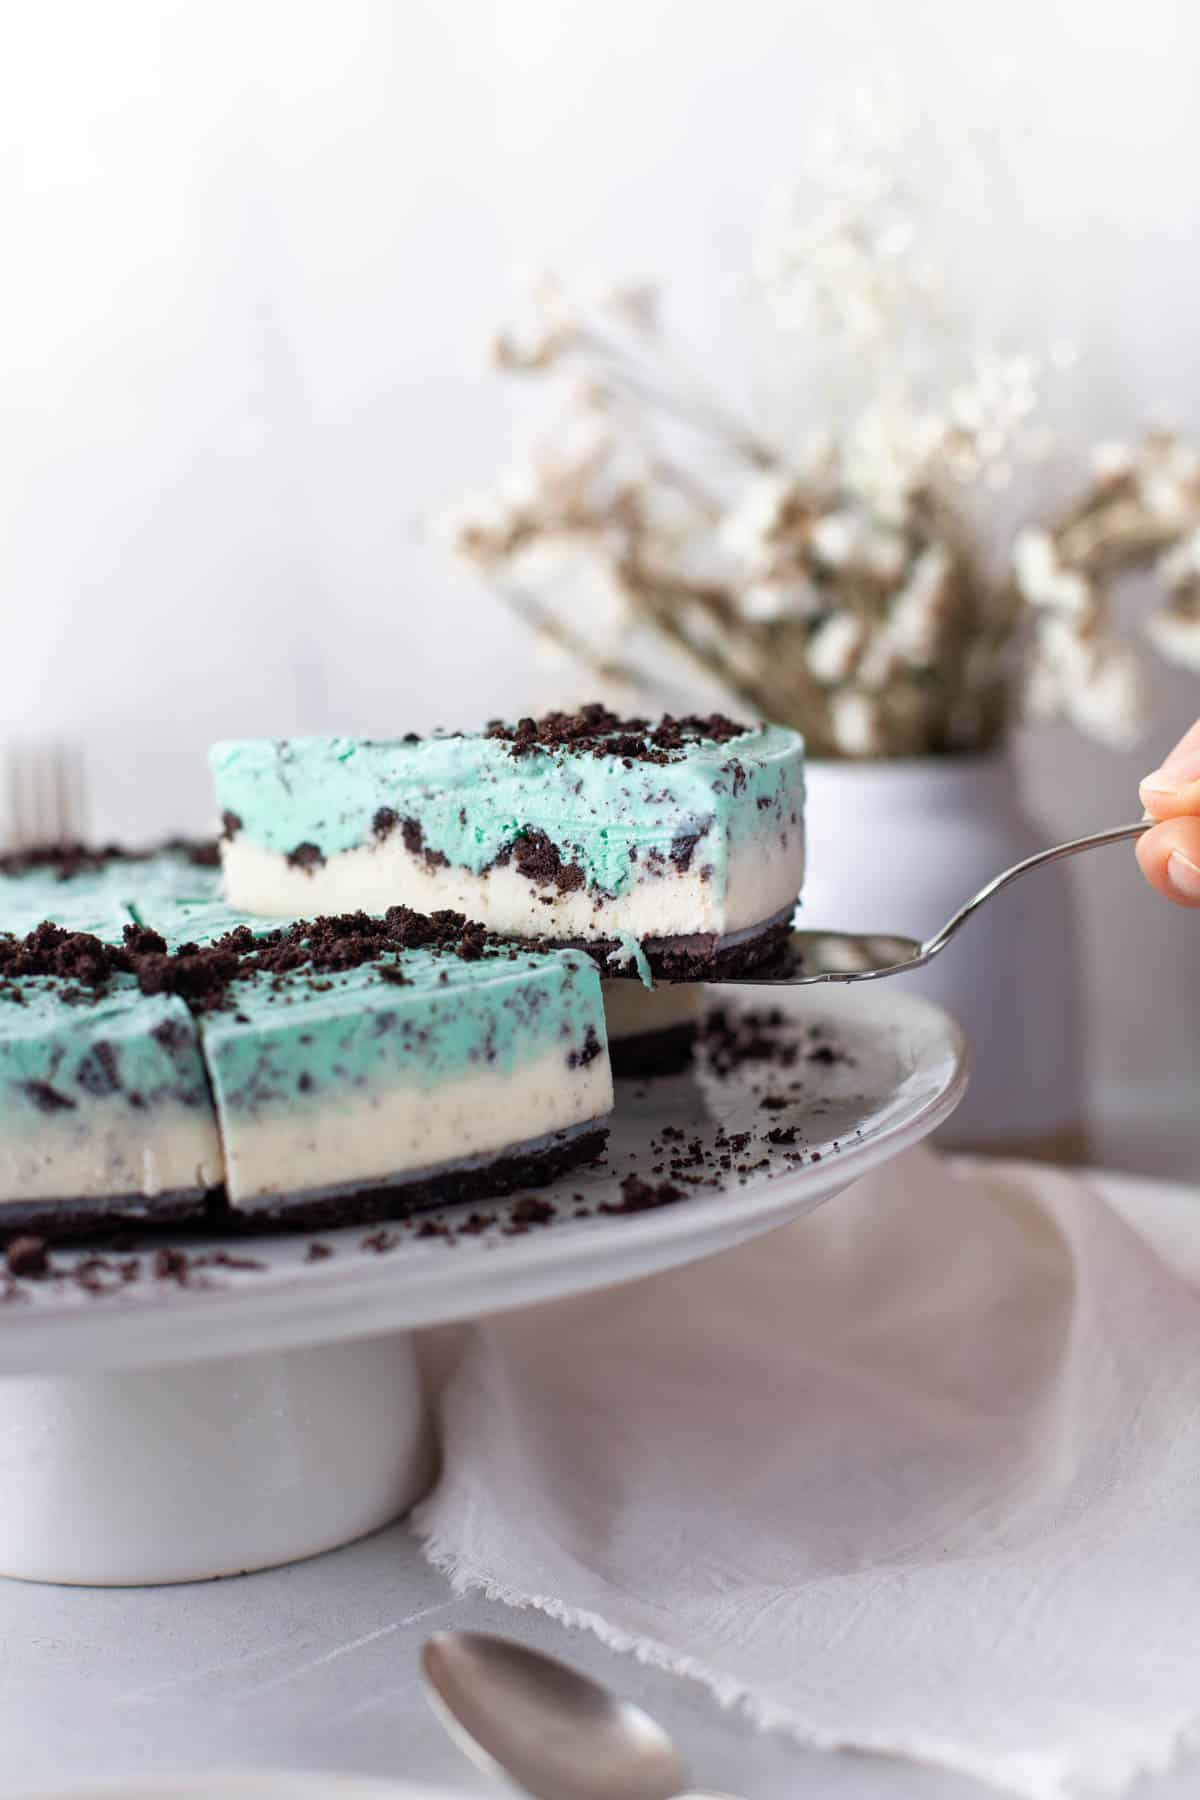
211,706,805,979
0,920,223,1237
138,902,613,1225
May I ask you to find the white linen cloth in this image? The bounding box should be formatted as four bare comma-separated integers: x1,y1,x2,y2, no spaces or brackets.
413,1148,1200,1800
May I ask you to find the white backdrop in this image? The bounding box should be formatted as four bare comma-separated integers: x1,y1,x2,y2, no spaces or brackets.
0,0,1196,1164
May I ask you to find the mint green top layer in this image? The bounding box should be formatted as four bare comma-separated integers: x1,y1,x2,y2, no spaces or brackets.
0,850,219,942
0,894,135,942
0,975,212,1133
210,724,805,900
0,862,217,1150
131,899,607,1118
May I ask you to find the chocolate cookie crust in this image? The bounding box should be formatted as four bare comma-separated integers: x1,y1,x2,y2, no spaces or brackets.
229,1123,609,1231
0,1125,609,1245
548,909,793,982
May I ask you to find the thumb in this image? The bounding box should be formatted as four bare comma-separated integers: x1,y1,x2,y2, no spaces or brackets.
1139,721,1200,820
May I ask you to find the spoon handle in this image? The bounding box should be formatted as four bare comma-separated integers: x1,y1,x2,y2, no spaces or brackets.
920,821,1150,964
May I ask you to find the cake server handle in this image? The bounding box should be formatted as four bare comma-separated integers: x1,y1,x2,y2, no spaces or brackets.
731,820,1152,986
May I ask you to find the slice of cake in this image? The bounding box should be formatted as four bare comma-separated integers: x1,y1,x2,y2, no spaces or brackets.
0,842,221,947
128,902,613,1226
211,706,805,979
0,924,223,1237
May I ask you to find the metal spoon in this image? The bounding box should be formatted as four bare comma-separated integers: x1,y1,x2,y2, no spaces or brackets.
728,820,1150,986
420,1630,732,1800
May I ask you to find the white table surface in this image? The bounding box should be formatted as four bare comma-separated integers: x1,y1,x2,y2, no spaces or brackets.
0,1508,1195,1800
4,1119,1193,1800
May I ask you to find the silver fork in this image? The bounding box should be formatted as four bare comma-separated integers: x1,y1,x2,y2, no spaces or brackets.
3,742,86,851
729,821,1151,986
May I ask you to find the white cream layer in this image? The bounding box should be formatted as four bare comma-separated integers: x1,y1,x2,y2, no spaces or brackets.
220,831,804,942
601,981,704,1040
219,1046,613,1207
0,1106,223,1203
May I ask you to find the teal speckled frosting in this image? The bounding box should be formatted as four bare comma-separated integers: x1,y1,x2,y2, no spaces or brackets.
201,945,603,1120
0,863,218,1159
0,975,211,1134
131,898,607,1117
0,894,134,942
210,722,805,900
0,849,219,942
130,895,268,948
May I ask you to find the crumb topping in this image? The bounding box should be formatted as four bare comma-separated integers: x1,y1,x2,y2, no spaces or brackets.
484,702,750,764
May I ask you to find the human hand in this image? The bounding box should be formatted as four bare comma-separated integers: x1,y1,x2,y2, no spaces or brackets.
1137,722,1200,907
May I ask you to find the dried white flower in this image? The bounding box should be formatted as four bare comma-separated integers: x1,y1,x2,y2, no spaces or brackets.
1139,473,1192,524
1035,613,1093,683
740,577,823,622
1029,614,1146,746
886,546,952,664
807,612,866,683
434,487,524,564
830,689,886,755
721,473,802,569
1136,438,1200,523
443,89,1200,763
861,524,908,582
1062,643,1147,747
493,273,579,371
810,510,861,569
1092,440,1135,483
1158,527,1200,593
856,630,900,691
755,88,943,348
947,353,1040,458
1012,529,1091,615
1145,606,1200,672
843,402,942,524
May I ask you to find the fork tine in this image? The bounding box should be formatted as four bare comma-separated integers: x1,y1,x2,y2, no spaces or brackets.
29,746,44,850
31,747,48,850
51,742,69,844
2,742,86,852
7,746,25,852
71,742,88,843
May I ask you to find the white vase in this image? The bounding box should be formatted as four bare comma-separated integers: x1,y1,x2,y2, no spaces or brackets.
797,756,1086,1158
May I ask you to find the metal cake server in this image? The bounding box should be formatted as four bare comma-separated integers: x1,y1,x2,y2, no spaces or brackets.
726,820,1150,987
421,1630,735,1800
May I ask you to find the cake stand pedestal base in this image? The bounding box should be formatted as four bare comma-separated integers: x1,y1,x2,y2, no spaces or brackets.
0,1332,434,1586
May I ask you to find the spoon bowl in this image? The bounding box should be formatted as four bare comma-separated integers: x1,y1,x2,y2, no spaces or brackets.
420,1630,690,1800
739,928,925,984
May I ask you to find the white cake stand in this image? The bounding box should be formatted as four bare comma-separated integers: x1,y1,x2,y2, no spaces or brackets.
0,986,968,1586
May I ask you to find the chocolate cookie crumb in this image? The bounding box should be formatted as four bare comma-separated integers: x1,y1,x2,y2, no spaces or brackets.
6,1235,49,1278
486,702,750,765
601,1174,684,1215
400,818,449,870
567,1025,603,1069
502,829,586,894
509,1195,556,1228
287,842,326,873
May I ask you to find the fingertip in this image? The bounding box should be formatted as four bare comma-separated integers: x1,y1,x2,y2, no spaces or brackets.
1138,767,1200,821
